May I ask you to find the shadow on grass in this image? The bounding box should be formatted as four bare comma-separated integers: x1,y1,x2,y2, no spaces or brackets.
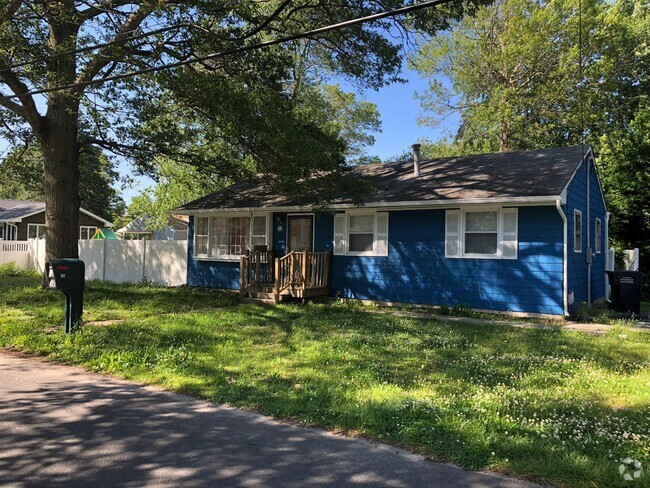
2,356,510,488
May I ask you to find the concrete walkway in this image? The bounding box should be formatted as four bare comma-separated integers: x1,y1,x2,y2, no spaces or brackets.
370,309,648,335
0,352,537,488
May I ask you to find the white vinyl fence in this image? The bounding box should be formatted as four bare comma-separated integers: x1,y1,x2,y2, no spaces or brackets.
1,239,187,286
0,239,45,272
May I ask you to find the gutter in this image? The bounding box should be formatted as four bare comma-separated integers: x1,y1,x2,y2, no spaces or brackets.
173,196,564,215
556,200,569,316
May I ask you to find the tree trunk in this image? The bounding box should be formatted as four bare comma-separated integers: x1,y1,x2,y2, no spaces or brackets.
40,6,81,287
42,96,81,262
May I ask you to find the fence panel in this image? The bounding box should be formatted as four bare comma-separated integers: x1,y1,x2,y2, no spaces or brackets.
79,240,105,281
104,240,146,283
1,238,188,286
0,241,32,269
143,241,187,286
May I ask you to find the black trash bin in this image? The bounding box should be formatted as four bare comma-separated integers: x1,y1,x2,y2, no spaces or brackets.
606,270,643,315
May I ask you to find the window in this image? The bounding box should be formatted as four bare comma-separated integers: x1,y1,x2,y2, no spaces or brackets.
595,218,601,254
574,210,582,253
195,217,209,257
79,226,97,240
333,211,388,256
28,224,46,239
194,214,268,260
349,214,374,252
464,211,498,255
445,207,518,259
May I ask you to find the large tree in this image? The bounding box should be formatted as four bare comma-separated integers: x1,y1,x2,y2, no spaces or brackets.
413,0,650,292
413,0,602,152
0,144,124,220
0,0,488,265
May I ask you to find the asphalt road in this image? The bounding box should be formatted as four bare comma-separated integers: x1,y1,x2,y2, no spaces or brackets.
0,352,538,488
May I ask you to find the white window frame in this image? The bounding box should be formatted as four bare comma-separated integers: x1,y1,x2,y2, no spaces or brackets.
574,209,582,253
6,223,18,240
27,223,46,239
194,217,209,258
193,213,270,261
79,226,97,240
445,206,518,260
595,217,601,254
333,210,389,257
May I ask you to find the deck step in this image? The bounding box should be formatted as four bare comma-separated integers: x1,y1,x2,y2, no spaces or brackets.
241,297,277,305
249,291,275,299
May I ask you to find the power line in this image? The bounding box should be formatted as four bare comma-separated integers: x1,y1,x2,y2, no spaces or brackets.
5,0,456,99
0,0,293,74
0,23,191,73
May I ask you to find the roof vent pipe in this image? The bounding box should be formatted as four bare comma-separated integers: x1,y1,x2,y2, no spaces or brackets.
412,143,421,177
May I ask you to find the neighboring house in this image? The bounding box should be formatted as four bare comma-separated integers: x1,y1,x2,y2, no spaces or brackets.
116,216,188,240
173,146,608,317
0,199,113,241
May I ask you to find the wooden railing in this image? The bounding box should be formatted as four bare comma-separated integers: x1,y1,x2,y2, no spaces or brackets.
274,251,330,301
240,250,274,296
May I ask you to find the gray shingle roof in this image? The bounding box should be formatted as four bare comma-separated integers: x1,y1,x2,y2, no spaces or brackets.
0,200,45,221
0,199,113,226
117,216,188,234
175,146,587,212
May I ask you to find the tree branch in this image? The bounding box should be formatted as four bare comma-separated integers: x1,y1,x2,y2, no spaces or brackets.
1,0,23,23
0,70,45,133
0,92,27,118
74,6,155,90
76,0,139,20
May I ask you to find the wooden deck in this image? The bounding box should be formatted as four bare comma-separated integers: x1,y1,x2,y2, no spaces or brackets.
240,250,331,304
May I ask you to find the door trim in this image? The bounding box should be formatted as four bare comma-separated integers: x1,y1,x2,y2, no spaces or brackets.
286,213,315,252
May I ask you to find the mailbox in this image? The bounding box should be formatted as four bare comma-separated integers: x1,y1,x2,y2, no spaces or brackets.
45,259,85,333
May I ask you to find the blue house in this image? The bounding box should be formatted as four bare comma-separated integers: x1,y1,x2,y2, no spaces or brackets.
173,146,608,317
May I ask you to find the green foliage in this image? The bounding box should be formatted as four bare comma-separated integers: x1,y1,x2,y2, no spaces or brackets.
414,0,650,292
0,0,490,259
0,144,125,221
0,262,39,278
2,277,650,487
413,0,600,153
126,159,220,230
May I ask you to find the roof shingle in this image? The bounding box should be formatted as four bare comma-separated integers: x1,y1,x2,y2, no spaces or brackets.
175,146,587,212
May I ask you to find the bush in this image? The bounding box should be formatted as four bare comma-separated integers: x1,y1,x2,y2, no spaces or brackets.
0,262,39,278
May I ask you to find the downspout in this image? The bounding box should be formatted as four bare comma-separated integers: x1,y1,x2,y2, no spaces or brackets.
586,157,592,307
556,200,569,316
605,211,611,301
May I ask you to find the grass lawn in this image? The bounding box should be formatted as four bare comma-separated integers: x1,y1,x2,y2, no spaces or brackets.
1,276,649,487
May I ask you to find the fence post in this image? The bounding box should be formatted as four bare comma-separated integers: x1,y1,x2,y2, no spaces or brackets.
302,251,308,288
274,257,280,303
102,237,107,281
142,239,147,281
240,256,246,297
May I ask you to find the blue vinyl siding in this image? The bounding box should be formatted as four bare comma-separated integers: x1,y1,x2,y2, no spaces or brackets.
566,157,608,311
188,207,566,314
330,206,565,315
186,216,240,289
187,212,334,289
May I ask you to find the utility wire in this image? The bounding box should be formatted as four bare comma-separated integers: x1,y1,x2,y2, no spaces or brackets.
0,23,191,73
5,0,456,99
0,0,293,74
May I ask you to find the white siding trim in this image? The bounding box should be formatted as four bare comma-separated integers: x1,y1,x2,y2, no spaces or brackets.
176,196,560,215
333,210,389,257
446,206,518,260
573,209,582,253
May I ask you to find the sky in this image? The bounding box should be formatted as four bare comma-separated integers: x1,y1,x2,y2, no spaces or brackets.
1,65,459,206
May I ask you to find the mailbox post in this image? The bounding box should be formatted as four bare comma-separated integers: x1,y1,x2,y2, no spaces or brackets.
45,259,85,333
